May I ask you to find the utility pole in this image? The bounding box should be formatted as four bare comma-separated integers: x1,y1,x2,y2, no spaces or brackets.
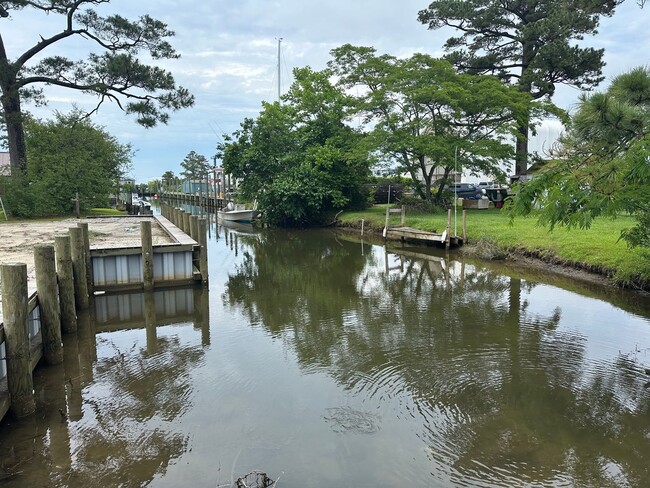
277,37,283,104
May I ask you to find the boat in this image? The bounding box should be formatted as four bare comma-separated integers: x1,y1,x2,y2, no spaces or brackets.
217,202,259,223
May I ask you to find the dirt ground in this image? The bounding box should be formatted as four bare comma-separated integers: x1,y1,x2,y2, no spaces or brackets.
0,216,174,319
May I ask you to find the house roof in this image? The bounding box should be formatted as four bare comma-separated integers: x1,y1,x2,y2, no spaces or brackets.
0,152,10,176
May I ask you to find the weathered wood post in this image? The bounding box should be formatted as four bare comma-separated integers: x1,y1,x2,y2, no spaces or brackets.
446,209,452,249
69,227,89,309
78,222,93,293
190,214,199,242
34,245,64,365
141,220,154,291
54,235,77,334
1,263,36,417
183,211,191,236
198,218,208,286
173,207,181,227
462,209,467,243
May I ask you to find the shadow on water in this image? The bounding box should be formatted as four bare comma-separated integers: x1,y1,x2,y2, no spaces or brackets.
0,286,209,487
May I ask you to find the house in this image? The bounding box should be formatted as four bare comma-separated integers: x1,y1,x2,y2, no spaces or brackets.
0,152,10,177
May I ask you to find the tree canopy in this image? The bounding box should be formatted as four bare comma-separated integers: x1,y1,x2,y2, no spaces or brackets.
328,45,533,202
218,67,372,227
0,0,194,173
4,111,132,217
180,151,210,181
418,0,622,176
510,67,650,248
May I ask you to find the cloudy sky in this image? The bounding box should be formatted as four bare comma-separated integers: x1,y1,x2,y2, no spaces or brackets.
3,0,649,182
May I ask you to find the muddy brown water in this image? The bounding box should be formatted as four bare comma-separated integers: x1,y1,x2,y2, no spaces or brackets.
1,223,649,487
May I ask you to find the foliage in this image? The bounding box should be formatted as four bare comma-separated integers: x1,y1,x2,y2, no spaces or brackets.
180,151,210,181
4,111,132,218
328,45,533,202
0,0,194,173
218,67,373,227
510,67,650,248
417,0,620,175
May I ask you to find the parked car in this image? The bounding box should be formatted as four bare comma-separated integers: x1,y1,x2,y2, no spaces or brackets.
449,183,484,200
477,181,494,191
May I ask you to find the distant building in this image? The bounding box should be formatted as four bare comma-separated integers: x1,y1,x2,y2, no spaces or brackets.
0,152,10,177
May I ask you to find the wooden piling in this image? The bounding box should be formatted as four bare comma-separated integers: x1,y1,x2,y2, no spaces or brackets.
34,245,64,365
141,220,154,291
54,235,77,334
69,227,89,309
462,209,467,243
446,209,452,249
183,211,191,236
77,222,92,293
198,218,208,286
190,215,199,242
1,263,36,417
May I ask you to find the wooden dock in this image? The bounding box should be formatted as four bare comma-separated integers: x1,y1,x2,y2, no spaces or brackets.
382,206,465,249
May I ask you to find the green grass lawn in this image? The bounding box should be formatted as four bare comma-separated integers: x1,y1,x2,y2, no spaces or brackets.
340,204,650,288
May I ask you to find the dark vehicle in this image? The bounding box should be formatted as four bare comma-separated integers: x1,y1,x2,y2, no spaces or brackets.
449,183,484,200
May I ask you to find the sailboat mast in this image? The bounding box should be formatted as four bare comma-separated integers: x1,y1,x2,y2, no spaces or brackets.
277,37,282,104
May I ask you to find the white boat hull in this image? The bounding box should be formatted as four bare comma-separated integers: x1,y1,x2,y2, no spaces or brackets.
217,209,259,223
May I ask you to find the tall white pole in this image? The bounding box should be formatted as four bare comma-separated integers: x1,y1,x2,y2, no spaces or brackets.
277,37,283,104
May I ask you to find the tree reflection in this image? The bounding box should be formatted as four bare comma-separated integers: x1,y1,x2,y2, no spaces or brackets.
0,291,207,487
224,230,650,486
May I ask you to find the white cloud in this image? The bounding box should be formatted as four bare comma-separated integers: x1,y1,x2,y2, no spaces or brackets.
2,0,648,181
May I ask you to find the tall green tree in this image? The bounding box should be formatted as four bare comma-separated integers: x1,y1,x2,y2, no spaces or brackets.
0,0,194,174
180,151,209,181
511,67,650,248
328,45,532,202
6,111,132,217
218,67,372,227
418,0,622,177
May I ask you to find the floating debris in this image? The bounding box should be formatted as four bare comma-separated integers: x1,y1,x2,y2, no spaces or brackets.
235,471,275,488
323,406,381,434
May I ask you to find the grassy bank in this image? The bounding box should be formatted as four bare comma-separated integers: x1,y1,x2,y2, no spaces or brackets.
339,205,650,289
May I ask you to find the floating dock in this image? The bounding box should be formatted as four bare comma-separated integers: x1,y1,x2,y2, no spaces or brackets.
382,206,464,249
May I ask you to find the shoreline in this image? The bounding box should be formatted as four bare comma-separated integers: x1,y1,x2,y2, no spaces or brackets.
335,221,650,292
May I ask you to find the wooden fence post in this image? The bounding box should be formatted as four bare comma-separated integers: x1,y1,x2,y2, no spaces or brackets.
69,227,89,309
54,235,77,334
34,245,64,365
141,220,154,291
1,263,36,417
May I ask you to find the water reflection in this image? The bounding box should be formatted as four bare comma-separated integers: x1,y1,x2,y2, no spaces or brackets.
223,229,650,486
1,227,649,487
0,287,209,487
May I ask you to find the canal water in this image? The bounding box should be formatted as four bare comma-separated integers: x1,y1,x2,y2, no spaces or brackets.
1,223,650,487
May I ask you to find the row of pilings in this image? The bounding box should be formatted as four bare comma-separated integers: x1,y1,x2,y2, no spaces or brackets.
1,217,207,421
1,222,98,418
159,203,208,286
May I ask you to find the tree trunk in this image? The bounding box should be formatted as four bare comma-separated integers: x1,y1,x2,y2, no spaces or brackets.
1,86,27,174
515,116,529,177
